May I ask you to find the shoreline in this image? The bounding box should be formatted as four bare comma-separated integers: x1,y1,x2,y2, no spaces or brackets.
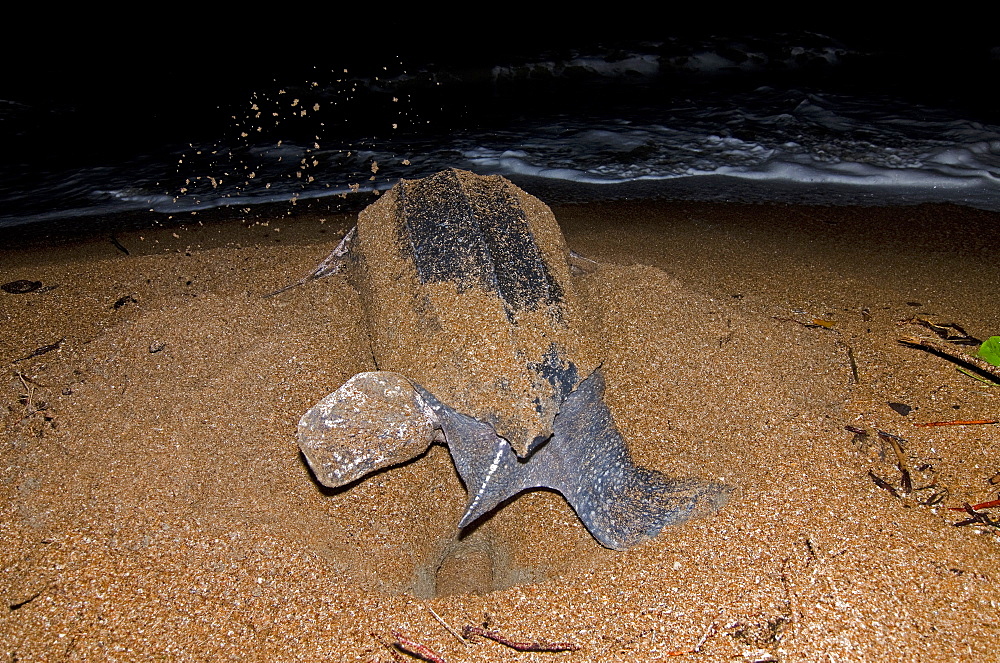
5,171,1000,250
2,196,998,660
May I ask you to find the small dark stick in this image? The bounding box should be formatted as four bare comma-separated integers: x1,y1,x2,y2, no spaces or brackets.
899,466,913,495
877,430,912,494
868,471,900,498
14,338,64,363
913,419,998,427
392,632,448,663
953,502,999,528
664,620,720,656
462,625,580,652
898,335,1000,382
840,342,860,383
371,632,407,662
948,498,1000,512
903,316,979,344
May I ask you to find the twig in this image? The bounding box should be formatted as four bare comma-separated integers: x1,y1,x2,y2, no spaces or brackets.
913,419,998,427
898,335,1000,382
392,631,448,663
772,315,836,330
841,342,860,383
869,471,900,499
952,503,1000,528
462,625,580,652
664,620,720,656
8,583,50,611
14,338,64,363
877,430,912,494
875,429,905,452
372,631,408,663
948,498,1000,512
902,315,979,344
899,466,913,494
692,621,719,652
425,604,468,646
779,558,799,639
16,372,36,416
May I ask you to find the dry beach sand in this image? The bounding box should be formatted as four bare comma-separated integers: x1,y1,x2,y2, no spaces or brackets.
1,191,998,661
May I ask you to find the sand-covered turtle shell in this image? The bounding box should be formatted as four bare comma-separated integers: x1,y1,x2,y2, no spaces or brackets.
351,169,600,455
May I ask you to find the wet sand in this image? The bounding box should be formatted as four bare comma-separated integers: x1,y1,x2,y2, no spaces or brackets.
2,198,998,661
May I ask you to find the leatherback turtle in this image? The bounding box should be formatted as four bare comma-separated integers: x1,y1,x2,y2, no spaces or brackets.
294,169,729,550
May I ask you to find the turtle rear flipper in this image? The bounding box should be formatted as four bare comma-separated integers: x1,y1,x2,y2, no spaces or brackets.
532,368,731,549
446,369,731,550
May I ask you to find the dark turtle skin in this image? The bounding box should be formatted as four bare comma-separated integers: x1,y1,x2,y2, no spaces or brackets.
297,169,729,550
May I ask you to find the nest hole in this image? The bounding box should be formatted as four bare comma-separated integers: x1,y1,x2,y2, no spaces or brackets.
316,446,613,598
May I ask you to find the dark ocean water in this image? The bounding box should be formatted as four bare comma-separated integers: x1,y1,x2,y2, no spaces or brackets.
2,30,998,233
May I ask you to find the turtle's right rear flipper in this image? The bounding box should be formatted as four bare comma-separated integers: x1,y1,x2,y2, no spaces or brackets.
518,369,731,550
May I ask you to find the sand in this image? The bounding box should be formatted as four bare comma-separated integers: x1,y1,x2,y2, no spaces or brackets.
1,198,998,661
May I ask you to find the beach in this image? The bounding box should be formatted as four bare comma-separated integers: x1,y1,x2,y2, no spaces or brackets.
2,196,998,661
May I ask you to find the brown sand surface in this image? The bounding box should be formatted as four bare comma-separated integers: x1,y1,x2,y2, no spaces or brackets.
2,200,998,661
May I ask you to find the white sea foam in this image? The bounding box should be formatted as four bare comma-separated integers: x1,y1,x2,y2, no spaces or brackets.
2,35,998,229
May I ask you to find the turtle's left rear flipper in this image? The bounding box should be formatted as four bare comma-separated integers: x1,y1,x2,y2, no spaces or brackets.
264,226,357,298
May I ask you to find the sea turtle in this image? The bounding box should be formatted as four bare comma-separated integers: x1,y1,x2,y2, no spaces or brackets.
293,169,729,550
